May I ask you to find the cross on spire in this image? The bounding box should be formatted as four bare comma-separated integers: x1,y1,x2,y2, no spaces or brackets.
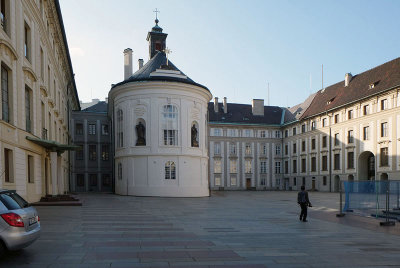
163,47,172,65
153,8,160,21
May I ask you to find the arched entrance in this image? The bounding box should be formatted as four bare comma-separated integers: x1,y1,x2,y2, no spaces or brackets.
358,151,375,181
380,173,388,180
334,175,340,192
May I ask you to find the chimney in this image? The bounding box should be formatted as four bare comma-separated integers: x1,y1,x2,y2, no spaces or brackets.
214,97,219,113
138,59,144,70
345,73,352,87
124,48,133,80
223,97,227,113
252,99,264,116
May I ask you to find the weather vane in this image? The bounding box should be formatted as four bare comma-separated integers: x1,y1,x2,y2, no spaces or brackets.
164,47,172,65
153,8,160,21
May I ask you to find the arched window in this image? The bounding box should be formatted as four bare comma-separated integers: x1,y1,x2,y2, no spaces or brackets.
162,105,178,145
165,161,176,180
116,109,123,147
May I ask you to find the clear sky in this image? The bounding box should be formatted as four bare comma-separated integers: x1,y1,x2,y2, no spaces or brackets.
59,0,400,108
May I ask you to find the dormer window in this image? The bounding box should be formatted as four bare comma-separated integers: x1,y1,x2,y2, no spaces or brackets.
369,84,374,89
155,42,161,51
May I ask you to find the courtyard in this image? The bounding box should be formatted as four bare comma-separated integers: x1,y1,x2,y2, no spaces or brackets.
1,191,400,267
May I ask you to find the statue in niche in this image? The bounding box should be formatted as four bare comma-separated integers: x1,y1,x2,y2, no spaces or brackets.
191,124,199,147
136,121,146,146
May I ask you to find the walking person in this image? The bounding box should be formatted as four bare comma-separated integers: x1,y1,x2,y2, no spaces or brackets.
298,185,312,222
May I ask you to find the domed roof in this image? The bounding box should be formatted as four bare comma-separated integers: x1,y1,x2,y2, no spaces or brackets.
111,51,209,92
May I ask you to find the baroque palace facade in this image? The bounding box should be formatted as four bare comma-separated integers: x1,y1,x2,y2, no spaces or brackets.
0,0,80,202
209,58,400,192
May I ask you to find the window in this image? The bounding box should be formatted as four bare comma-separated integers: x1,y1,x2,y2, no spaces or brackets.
334,133,339,146
334,114,339,124
381,122,388,137
322,136,327,148
260,130,266,138
262,144,267,155
347,152,354,169
292,127,296,135
27,155,34,183
89,145,97,161
77,174,84,187
4,148,13,182
75,146,83,160
363,126,369,140
275,144,281,155
228,129,237,137
88,123,96,135
75,123,83,135
284,161,289,174
322,155,328,171
165,161,176,179
302,177,306,186
118,163,122,180
380,147,388,166
229,143,236,155
102,124,109,135
214,143,221,155
348,130,354,144
245,144,252,155
334,153,340,170
301,140,305,152
363,105,369,115
213,128,221,136
245,160,252,173
260,161,267,174
230,159,237,173
285,144,288,155
293,177,297,186
25,86,32,133
101,145,109,161
301,124,306,133
381,99,387,111
244,129,251,137
162,105,178,145
1,65,10,123
311,157,316,172
322,118,327,127
24,22,31,61
116,109,123,147
260,178,266,186
292,159,297,173
311,138,316,150
323,176,327,186
275,130,281,138
301,158,306,173
1,0,9,34
230,175,237,186
293,143,296,154
285,130,288,138
311,121,316,130
348,110,353,119
275,162,281,174
90,174,97,186
214,159,222,173
102,174,111,187
214,175,221,186
40,47,44,81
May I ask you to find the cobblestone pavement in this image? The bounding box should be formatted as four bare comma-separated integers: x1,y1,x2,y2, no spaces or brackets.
1,191,400,267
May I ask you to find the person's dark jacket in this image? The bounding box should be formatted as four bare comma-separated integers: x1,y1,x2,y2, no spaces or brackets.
298,191,311,206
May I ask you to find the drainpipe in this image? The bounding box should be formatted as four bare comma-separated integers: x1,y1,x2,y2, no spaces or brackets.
329,126,332,192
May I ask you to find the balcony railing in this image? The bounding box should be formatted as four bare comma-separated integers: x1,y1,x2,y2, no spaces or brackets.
42,128,48,140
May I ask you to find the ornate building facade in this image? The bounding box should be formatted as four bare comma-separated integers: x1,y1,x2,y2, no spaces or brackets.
0,0,80,202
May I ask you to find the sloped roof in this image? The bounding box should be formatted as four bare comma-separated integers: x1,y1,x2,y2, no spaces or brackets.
111,51,209,91
289,92,316,120
301,57,400,119
82,101,108,113
208,103,287,126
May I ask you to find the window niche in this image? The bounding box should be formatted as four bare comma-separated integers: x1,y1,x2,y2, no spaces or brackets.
135,118,146,146
191,121,199,147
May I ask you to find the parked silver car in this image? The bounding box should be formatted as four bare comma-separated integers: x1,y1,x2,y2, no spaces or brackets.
0,190,40,256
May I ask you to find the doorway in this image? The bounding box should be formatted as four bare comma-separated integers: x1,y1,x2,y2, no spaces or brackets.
246,178,251,189
358,151,375,180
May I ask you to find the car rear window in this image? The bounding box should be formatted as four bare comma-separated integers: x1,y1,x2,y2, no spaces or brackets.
0,192,29,210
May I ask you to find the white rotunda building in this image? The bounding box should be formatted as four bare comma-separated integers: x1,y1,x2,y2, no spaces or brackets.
108,19,212,197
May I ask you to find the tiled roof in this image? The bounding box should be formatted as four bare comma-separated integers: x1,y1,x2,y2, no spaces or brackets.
208,103,287,126
301,57,400,119
111,51,209,91
82,101,108,113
